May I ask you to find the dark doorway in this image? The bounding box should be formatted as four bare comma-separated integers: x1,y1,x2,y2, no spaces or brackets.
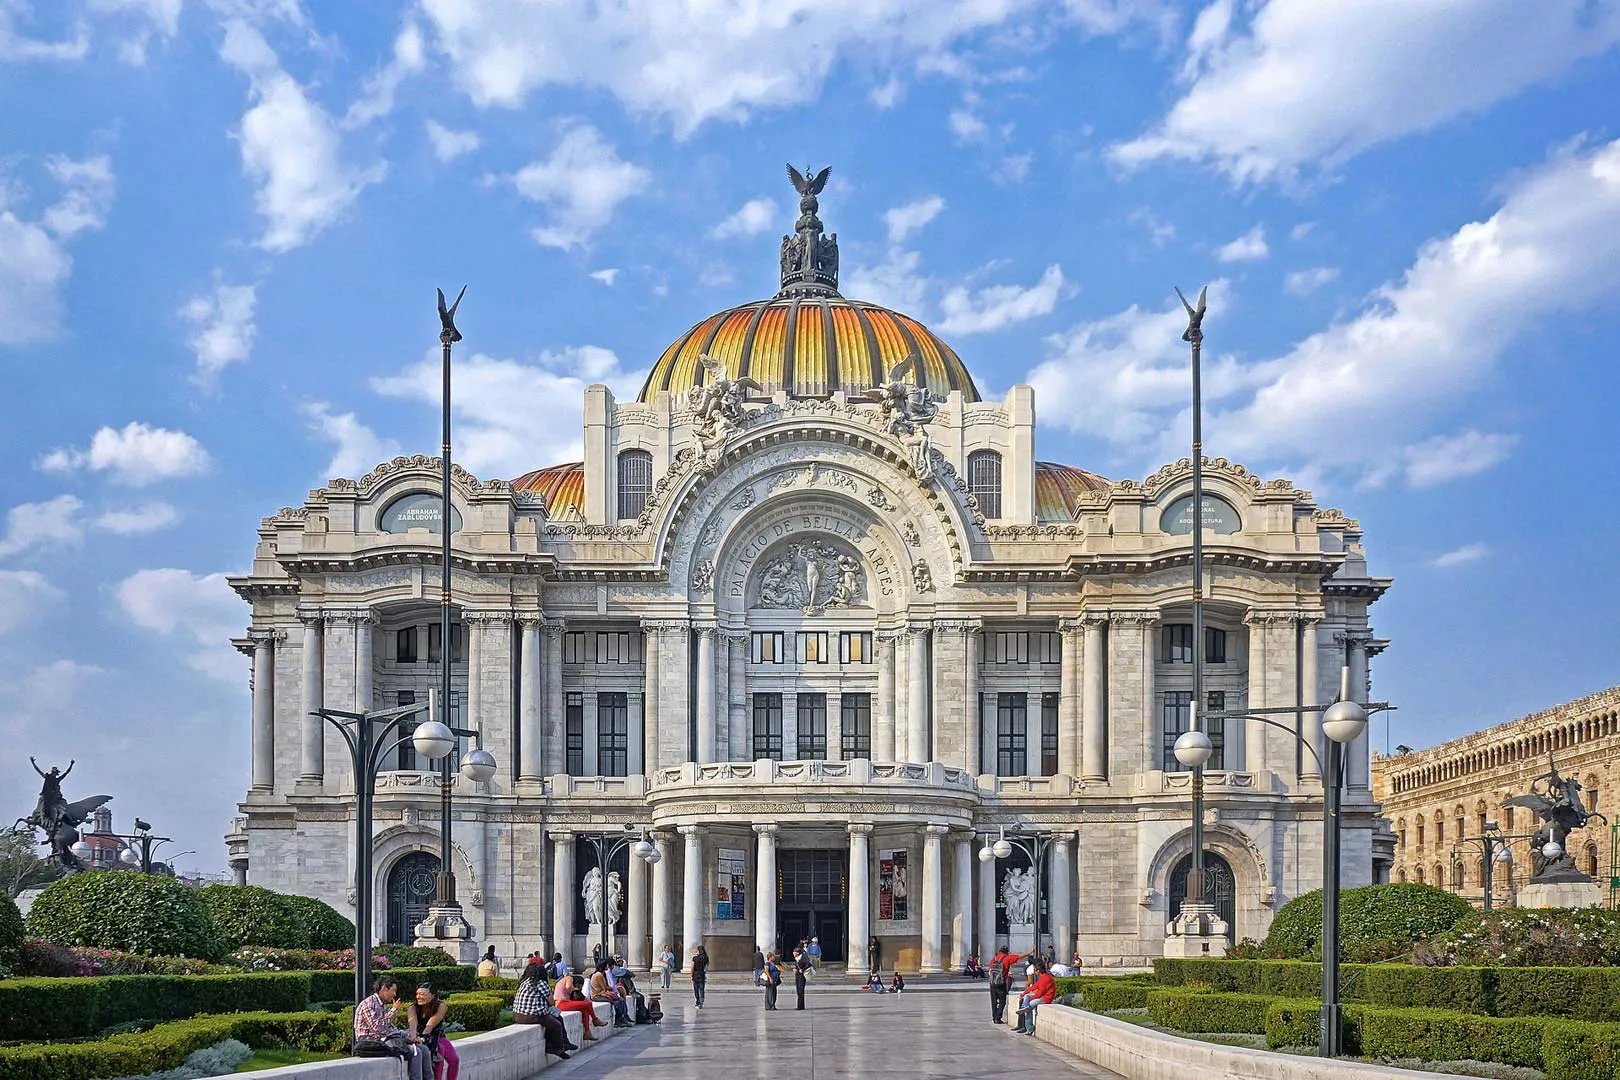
386,851,440,944
777,849,848,962
1167,850,1236,939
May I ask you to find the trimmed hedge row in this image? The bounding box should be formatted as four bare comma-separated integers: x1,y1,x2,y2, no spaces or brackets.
444,991,511,1030
0,1009,350,1080
1146,989,1284,1034
0,965,475,1040
1052,975,1154,1012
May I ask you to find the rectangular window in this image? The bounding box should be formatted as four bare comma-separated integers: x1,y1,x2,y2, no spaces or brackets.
992,631,1029,664
1038,631,1062,664
840,694,872,759
752,693,783,760
1205,627,1227,664
597,692,629,777
996,693,1028,776
565,692,585,776
1163,624,1193,663
396,627,418,664
1436,819,1445,844
1206,690,1226,770
1162,691,1192,770
595,631,637,664
796,631,829,664
426,623,464,663
751,632,785,664
797,693,828,760
840,631,873,664
1040,692,1059,776
396,691,421,770
563,631,590,664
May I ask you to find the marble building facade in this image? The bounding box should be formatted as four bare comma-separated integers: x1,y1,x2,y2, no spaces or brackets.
227,177,1389,970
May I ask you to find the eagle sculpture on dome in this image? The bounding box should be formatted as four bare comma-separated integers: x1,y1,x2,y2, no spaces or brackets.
787,164,831,196
692,353,763,427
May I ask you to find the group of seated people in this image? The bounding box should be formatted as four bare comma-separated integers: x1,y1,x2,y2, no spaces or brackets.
863,969,907,993
352,976,458,1080
1013,958,1058,1035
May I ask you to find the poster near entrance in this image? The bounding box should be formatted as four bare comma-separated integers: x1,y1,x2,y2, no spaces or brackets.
878,848,908,920
717,848,748,920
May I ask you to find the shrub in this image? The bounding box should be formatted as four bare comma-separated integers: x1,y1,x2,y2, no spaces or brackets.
1419,907,1620,968
280,894,354,951
1262,883,1470,962
0,890,24,970
1147,989,1281,1034
1357,1008,1547,1069
1542,1019,1620,1080
1265,998,1363,1053
114,1038,254,1080
225,946,388,972
443,991,509,1030
17,940,221,978
375,944,457,968
475,975,518,991
1052,975,1152,1012
25,873,223,961
197,885,310,952
388,965,478,995
0,972,312,1040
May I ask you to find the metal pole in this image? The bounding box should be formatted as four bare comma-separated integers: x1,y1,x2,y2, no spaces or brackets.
1320,736,1343,1057
355,717,373,1004
1181,285,1208,915
437,315,456,908
1483,838,1493,913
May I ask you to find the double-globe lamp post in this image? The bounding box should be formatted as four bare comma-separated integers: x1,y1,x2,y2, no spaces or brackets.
1171,668,1368,1058
978,826,1054,959
580,827,661,968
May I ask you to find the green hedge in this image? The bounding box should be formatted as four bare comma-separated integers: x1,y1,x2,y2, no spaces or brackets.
0,890,24,970
1147,988,1281,1034
198,885,311,951
1052,975,1153,1012
1261,883,1470,963
0,1009,349,1080
281,894,355,951
1543,1020,1620,1080
25,873,223,960
444,992,510,1030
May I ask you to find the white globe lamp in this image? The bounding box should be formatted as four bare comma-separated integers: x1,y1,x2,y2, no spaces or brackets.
412,720,456,761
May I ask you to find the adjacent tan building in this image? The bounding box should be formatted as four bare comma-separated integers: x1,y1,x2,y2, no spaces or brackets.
1373,687,1620,905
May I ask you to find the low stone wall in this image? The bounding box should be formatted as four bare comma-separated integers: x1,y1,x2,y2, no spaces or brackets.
1032,1005,1460,1080
244,1004,630,1079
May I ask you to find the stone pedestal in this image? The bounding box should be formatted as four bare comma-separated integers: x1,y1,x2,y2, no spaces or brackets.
1008,925,1035,956
1516,881,1605,909
415,904,480,964
1162,905,1229,958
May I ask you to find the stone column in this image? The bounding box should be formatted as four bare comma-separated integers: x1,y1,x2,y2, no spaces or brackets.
920,824,947,973
249,629,277,792
648,831,672,977
299,613,324,781
680,825,703,970
354,613,375,713
466,613,484,733
519,617,543,779
642,624,661,775
1081,616,1107,782
875,633,897,760
847,823,871,975
1299,617,1322,781
1058,618,1081,777
543,621,564,774
1140,616,1159,774
907,625,930,763
629,693,646,777
1050,832,1073,963
754,823,778,954
551,831,575,967
1245,613,1269,774
964,624,983,774
950,833,973,972
977,845,997,959
627,840,649,969
1346,634,1371,791
661,623,692,767
726,633,748,762
695,625,717,765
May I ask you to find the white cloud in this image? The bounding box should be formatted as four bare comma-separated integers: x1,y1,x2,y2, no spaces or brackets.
948,104,989,143
371,346,645,478
0,3,88,60
301,402,402,480
114,568,245,681
1111,0,1620,183
1432,542,1489,569
870,76,904,109
1290,221,1316,241
843,246,929,316
0,570,64,633
1403,430,1518,489
1128,207,1176,248
425,119,479,162
0,154,115,345
994,152,1033,185
589,268,620,286
884,195,945,245
88,0,181,37
420,0,1053,138
509,125,648,250
1283,266,1338,296
220,19,386,253
1216,225,1268,263
711,197,777,240
40,422,211,485
94,501,180,534
938,264,1067,335
180,282,257,384
344,19,426,128
0,495,85,558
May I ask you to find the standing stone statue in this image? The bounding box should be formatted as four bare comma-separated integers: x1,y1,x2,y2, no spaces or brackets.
1504,757,1608,883
16,759,112,872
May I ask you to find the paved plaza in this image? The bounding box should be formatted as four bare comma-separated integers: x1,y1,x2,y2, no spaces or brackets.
537,986,1120,1080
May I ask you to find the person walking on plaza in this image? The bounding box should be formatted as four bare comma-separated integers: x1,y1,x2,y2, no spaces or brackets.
691,944,710,1009
752,944,766,986
353,975,430,1080
657,944,675,989
763,951,781,1010
793,946,811,1010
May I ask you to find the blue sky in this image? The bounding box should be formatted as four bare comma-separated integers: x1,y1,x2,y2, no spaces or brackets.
2,0,1618,873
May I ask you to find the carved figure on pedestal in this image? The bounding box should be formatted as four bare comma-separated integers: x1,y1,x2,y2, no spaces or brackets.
1504,756,1608,883
1002,867,1035,926
863,351,940,480
17,759,112,872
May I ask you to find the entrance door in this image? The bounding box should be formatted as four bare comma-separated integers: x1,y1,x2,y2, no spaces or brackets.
1167,851,1236,939
777,849,848,963
386,851,440,944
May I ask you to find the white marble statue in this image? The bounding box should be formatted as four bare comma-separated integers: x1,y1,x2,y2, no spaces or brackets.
1003,867,1035,926
582,866,624,928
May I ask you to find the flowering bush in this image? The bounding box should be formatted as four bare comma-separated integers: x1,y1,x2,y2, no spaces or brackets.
1414,907,1620,967
373,943,456,968
18,938,223,977
226,946,389,972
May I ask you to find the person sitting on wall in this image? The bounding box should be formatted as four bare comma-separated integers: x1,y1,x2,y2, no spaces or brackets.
964,953,984,978
552,966,599,1042
353,975,430,1080
1014,959,1056,1036
477,946,499,978
513,959,577,1059
589,960,633,1027
409,982,459,1080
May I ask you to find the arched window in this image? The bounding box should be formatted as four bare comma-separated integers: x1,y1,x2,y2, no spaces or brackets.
617,449,652,519
1587,844,1601,878
1398,867,1408,883
1415,865,1425,884
968,449,1003,519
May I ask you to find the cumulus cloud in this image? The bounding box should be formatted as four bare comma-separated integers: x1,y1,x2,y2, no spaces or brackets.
0,154,115,345
1403,430,1518,489
220,19,386,252
114,568,246,682
180,282,257,384
1216,225,1268,262
589,268,620,286
1283,266,1338,296
711,197,778,240
301,402,403,481
40,422,211,485
344,19,426,128
884,195,945,245
0,570,64,633
94,501,180,534
1432,542,1489,569
0,495,85,558
425,119,479,161
371,346,645,478
508,125,648,250
937,264,1067,335
0,3,89,60
1111,0,1620,183
843,246,929,316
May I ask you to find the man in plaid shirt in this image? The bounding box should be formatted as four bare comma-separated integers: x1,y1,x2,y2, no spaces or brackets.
353,975,429,1080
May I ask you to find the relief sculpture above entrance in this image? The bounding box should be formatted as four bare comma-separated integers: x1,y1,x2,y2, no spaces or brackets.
756,537,867,614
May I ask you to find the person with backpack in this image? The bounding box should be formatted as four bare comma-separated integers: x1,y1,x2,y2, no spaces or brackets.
751,944,766,987
762,951,781,1010
988,946,1026,1024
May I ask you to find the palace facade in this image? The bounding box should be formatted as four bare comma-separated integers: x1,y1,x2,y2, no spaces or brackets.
227,172,1390,970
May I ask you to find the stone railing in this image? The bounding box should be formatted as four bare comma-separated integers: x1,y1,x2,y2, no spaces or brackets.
1141,769,1264,794
648,758,977,792
546,774,649,798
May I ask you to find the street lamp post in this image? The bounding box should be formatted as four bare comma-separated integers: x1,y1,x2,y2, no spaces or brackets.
978,825,1054,959
1450,824,1529,911
578,827,661,967
117,826,174,874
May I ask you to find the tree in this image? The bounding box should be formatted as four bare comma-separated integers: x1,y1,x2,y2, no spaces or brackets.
0,827,64,899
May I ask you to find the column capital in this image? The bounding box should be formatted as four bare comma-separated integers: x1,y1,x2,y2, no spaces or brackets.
641,619,690,634
1245,608,1306,628
1078,611,1110,631
933,619,982,634
1057,616,1086,634
905,623,933,639
923,823,950,837
297,608,326,628
1334,630,1374,647
548,827,574,840
247,627,286,646
1108,609,1159,629
516,613,545,630
752,823,779,837
722,631,750,647
693,622,718,639
846,822,874,837
678,823,701,837
326,608,378,626
464,609,515,625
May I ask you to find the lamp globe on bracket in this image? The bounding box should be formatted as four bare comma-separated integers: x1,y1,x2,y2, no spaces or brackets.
1173,729,1214,769
634,837,660,863
1496,846,1514,864
460,747,497,783
119,847,140,866
1322,666,1369,745
412,720,456,761
977,841,995,863
1543,841,1564,861
70,838,92,863
992,837,1013,860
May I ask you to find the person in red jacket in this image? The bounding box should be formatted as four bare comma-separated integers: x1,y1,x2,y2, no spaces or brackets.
1013,959,1056,1035
988,947,1028,1024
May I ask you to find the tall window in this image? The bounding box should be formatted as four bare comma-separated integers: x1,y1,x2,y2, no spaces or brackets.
618,449,652,519
1162,690,1227,771
1205,628,1227,664
565,692,585,776
992,631,1029,664
840,694,872,759
1038,632,1062,664
797,632,829,664
1163,625,1194,663
752,694,783,760
597,693,628,777
396,627,418,664
752,632,784,664
797,694,828,760
563,632,590,663
996,693,1028,776
596,632,637,663
968,449,1003,519
426,623,464,663
1205,690,1226,768
840,631,872,664
395,691,422,770
1040,693,1059,776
